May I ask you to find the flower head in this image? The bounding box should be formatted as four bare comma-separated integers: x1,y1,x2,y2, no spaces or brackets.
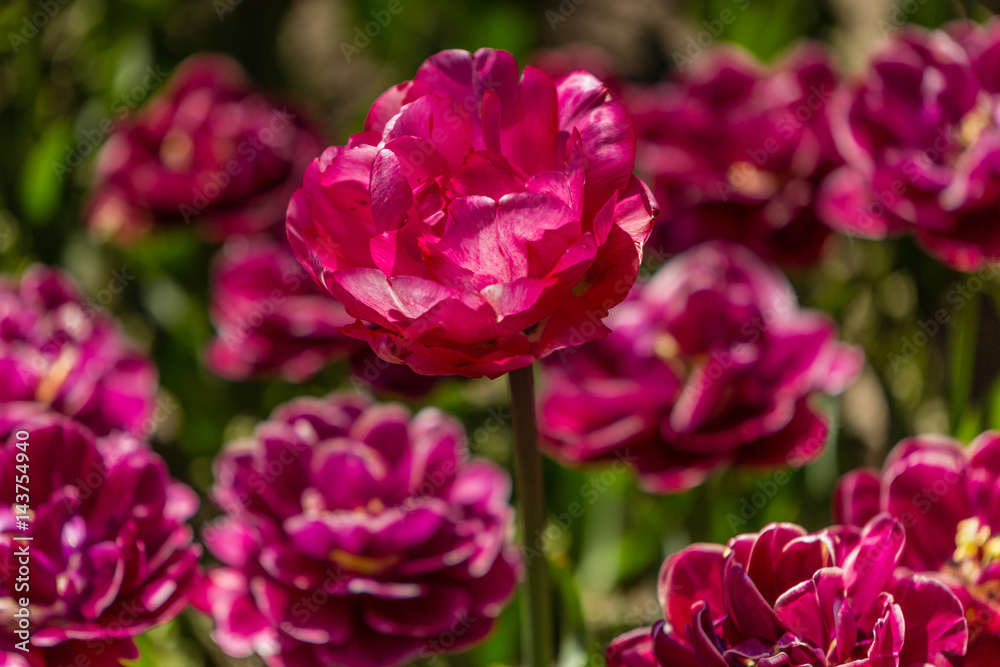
205,236,442,396
628,45,839,267
205,236,361,382
88,54,323,242
531,44,625,98
197,393,520,667
607,515,968,667
819,21,1000,271
538,241,861,493
835,432,1000,665
286,48,658,378
0,265,157,440
0,416,201,665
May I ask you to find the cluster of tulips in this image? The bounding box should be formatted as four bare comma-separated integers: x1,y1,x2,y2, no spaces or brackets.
6,15,1000,667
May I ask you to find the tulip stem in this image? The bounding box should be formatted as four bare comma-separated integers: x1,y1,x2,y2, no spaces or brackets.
949,288,979,431
507,365,553,667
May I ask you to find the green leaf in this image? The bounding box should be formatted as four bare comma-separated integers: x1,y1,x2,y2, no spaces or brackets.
19,121,71,225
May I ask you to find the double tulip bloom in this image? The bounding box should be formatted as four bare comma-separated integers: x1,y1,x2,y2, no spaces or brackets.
627,46,840,267
539,241,861,493
608,515,968,667
836,432,1000,664
88,54,323,242
0,416,201,665
0,265,158,440
286,48,658,378
197,393,520,667
820,21,1000,271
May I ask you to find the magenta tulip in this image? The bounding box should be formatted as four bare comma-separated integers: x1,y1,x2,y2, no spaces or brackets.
286,48,658,378
819,21,1000,271
835,432,1000,665
608,515,968,667
0,416,201,665
538,241,861,493
628,45,840,267
205,236,361,382
204,235,442,396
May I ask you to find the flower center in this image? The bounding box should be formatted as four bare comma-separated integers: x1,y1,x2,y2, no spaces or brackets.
958,97,994,150
953,517,1000,576
726,161,780,199
328,549,399,576
654,333,689,377
35,345,78,404
654,333,680,363
160,128,195,172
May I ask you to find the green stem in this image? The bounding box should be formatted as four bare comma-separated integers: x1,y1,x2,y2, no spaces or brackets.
507,365,553,667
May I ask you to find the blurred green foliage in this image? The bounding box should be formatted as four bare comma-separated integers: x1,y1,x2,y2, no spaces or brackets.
2,0,999,665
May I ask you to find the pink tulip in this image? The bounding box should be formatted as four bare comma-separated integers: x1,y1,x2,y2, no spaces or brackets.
88,54,323,242
836,432,1000,665
539,241,861,493
196,393,520,667
819,21,1000,271
287,48,658,378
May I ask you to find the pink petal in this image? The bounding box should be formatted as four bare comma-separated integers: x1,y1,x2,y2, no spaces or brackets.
370,149,414,233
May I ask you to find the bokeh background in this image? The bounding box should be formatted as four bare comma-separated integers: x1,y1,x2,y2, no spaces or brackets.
2,0,999,664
